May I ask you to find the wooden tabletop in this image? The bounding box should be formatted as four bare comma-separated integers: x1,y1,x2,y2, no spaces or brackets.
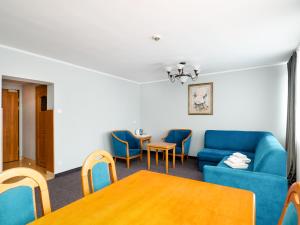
134,134,152,139
30,170,254,225
147,142,176,148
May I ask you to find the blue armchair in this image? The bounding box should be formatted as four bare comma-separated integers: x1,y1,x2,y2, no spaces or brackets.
111,130,142,168
163,129,192,164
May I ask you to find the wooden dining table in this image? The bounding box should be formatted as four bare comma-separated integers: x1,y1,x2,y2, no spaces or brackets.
30,170,255,225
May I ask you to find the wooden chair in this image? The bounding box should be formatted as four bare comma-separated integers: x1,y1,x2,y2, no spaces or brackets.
278,182,300,225
81,150,118,196
0,167,51,225
111,130,142,168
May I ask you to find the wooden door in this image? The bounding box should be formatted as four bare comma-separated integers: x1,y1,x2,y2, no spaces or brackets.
36,85,47,168
36,85,54,172
38,110,54,172
2,89,19,162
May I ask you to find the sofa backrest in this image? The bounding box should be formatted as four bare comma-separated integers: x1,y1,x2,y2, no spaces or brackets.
165,129,191,147
204,130,271,152
253,134,286,176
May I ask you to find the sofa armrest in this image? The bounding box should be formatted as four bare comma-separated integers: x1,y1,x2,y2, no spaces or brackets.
111,133,129,157
132,135,141,149
203,165,288,225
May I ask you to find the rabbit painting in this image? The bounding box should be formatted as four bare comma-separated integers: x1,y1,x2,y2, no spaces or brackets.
188,83,213,115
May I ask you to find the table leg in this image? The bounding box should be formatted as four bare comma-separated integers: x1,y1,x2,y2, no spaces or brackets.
147,146,150,170
140,140,143,149
155,150,158,166
166,149,169,174
140,139,143,161
173,147,175,168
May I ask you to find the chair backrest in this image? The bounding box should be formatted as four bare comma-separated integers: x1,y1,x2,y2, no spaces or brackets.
204,130,270,152
253,134,287,176
81,150,118,196
278,182,300,225
112,130,128,141
0,167,51,225
112,130,139,149
165,129,192,146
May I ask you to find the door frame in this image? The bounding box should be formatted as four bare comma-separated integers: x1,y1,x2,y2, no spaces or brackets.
0,75,55,173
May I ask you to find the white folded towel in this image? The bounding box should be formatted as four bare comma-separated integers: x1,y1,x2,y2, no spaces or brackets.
224,160,248,169
233,152,247,158
227,156,244,164
228,155,251,164
232,152,251,163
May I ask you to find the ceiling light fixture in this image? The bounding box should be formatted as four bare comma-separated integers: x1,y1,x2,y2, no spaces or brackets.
165,62,200,84
152,34,161,42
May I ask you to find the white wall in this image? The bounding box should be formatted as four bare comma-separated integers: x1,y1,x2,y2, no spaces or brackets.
0,46,141,173
2,81,23,158
22,84,36,160
47,84,54,110
141,65,288,156
0,44,288,173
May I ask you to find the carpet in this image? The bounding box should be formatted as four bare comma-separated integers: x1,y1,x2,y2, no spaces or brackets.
45,152,201,211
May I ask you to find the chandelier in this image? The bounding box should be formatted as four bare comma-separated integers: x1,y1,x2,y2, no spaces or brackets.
165,62,200,84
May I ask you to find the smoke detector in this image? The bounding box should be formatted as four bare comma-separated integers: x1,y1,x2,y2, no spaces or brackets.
152,34,161,42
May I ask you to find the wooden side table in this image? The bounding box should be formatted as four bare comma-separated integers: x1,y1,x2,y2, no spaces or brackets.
135,135,152,150
147,142,176,174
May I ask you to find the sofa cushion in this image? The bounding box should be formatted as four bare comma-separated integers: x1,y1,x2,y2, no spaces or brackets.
198,160,218,172
217,156,254,171
116,148,140,157
175,147,183,154
204,130,271,153
197,148,255,163
253,135,287,176
129,149,141,157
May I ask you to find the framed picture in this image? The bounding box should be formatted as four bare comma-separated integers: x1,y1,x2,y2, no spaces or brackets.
188,82,213,115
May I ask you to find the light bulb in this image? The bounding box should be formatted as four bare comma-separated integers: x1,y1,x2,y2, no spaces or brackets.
165,66,172,72
180,76,188,83
193,65,200,71
177,64,185,70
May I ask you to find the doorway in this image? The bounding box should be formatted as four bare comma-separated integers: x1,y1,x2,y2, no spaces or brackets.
2,78,54,180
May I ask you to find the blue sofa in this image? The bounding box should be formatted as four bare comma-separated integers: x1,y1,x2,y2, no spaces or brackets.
199,130,288,225
111,130,142,168
163,129,192,163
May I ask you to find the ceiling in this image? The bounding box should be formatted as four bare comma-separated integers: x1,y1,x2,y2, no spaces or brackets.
0,0,299,83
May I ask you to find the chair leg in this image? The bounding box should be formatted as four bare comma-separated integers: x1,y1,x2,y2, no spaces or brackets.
140,153,143,161
126,158,130,168
181,155,184,164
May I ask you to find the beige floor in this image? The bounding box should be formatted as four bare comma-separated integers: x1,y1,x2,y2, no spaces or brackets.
3,157,54,181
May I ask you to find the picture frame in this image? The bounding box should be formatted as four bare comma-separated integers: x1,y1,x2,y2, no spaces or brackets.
188,82,213,115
